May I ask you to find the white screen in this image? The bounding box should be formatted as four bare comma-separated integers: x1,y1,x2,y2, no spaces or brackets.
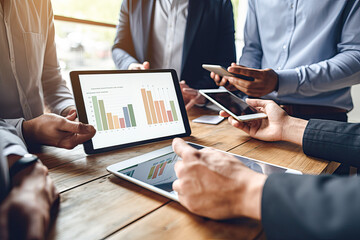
79,72,186,150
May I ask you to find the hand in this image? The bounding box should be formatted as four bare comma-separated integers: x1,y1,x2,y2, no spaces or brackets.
179,81,206,110
210,63,239,92
0,161,59,240
220,99,307,145
172,138,267,220
226,63,278,97
23,113,96,149
60,106,77,118
128,61,150,70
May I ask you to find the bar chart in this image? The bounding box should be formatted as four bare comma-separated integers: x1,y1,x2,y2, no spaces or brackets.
79,72,186,150
141,88,178,125
92,96,137,131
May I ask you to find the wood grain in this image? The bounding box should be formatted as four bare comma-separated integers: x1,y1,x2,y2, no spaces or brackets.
106,201,263,240
47,175,169,240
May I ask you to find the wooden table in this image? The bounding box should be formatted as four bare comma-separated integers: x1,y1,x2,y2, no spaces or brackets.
37,107,338,240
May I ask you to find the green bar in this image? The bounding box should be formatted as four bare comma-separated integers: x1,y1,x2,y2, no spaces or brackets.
127,104,137,127
170,101,178,121
92,96,102,131
148,166,155,179
98,100,109,130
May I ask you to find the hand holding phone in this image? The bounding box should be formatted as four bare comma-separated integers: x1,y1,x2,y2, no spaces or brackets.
202,64,254,81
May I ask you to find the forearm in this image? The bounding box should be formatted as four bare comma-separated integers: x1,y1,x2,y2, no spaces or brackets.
262,174,360,240
42,7,74,114
303,119,360,167
238,0,262,69
112,48,138,70
276,51,360,97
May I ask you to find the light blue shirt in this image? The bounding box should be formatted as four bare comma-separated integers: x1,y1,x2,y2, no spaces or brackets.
240,0,360,111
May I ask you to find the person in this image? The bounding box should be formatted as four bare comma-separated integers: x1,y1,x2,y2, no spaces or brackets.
0,0,95,149
0,119,59,240
212,1,360,122
172,99,360,239
112,0,236,109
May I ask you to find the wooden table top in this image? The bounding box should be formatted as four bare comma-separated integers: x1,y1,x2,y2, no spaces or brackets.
37,107,337,240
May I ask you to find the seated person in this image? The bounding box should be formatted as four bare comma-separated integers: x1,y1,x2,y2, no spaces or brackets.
112,0,236,108
0,0,95,148
172,99,360,239
211,1,360,121
0,119,58,240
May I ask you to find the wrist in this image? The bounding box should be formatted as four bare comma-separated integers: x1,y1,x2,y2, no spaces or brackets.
22,119,36,145
282,116,307,145
234,171,267,220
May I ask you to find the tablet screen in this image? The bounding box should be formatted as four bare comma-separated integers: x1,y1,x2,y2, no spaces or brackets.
119,151,179,194
74,71,190,153
205,92,256,115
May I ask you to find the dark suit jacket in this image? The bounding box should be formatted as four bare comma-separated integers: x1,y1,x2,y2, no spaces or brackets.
262,119,360,239
112,0,236,89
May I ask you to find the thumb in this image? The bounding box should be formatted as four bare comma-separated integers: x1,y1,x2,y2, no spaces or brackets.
143,61,150,69
66,111,77,121
59,119,95,134
245,98,269,109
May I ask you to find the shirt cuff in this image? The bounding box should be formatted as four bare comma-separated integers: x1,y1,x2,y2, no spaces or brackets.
4,118,26,145
53,99,76,116
275,69,300,96
3,145,28,157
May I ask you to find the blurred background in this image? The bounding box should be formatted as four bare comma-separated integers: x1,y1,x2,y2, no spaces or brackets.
52,0,360,122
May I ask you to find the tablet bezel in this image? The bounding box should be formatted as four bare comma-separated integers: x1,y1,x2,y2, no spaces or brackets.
70,69,191,154
107,142,303,202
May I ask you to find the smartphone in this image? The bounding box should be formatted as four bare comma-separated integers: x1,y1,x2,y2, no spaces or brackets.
202,64,254,81
199,89,267,122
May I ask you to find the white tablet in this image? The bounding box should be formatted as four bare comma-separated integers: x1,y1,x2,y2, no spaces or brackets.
70,70,191,154
107,142,302,201
199,89,267,122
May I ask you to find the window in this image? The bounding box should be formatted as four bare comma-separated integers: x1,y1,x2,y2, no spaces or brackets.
52,0,247,84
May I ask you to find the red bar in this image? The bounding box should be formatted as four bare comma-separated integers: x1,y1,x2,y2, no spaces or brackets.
119,118,125,128
159,101,168,122
159,162,167,176
167,111,173,122
152,164,161,179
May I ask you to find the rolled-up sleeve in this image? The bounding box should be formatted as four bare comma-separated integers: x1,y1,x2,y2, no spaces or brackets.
0,119,28,201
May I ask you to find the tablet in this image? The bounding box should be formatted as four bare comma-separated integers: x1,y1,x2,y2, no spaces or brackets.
107,142,302,201
199,89,267,122
70,70,191,154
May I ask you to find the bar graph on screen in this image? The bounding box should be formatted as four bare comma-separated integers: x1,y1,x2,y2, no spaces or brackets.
141,88,178,125
79,72,186,150
91,96,137,131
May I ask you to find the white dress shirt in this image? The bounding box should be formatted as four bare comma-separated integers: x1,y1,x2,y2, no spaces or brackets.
0,0,74,139
150,0,189,80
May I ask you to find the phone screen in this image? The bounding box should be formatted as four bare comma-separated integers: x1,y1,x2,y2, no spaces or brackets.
205,92,257,116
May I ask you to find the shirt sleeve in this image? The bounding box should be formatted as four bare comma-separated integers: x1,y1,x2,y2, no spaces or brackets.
112,0,139,70
302,119,360,167
275,2,360,97
238,0,263,69
262,173,360,240
41,1,75,115
0,119,28,201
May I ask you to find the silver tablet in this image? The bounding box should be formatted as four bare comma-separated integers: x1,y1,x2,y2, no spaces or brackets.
107,142,302,201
